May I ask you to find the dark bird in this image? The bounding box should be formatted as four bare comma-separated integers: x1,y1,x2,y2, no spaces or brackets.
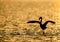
27,17,55,35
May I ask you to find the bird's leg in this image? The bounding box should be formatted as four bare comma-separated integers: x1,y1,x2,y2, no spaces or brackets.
43,31,45,34
43,30,46,36
43,31,45,35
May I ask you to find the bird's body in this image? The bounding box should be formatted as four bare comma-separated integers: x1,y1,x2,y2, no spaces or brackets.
40,24,46,30
27,17,55,35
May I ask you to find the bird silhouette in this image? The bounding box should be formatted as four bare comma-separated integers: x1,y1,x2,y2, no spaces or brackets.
27,17,55,35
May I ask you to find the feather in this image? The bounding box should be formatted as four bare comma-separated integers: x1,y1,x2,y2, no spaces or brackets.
27,21,39,23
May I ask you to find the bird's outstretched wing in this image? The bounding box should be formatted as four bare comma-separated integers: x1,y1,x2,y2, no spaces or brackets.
43,21,55,26
27,21,39,23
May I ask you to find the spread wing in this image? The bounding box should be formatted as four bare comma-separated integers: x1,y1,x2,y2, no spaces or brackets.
27,21,39,23
43,21,55,26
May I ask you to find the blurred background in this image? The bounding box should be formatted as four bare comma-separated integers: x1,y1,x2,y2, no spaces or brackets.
0,0,60,42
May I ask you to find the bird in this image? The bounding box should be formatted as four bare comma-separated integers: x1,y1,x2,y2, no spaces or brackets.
27,17,55,35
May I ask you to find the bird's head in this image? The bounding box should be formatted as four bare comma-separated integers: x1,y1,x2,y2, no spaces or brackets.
39,17,42,22
39,17,42,20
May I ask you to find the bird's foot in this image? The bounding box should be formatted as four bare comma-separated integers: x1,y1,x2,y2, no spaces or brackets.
43,32,46,36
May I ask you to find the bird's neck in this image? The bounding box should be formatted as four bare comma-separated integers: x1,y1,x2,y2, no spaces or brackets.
40,19,42,22
39,19,42,24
